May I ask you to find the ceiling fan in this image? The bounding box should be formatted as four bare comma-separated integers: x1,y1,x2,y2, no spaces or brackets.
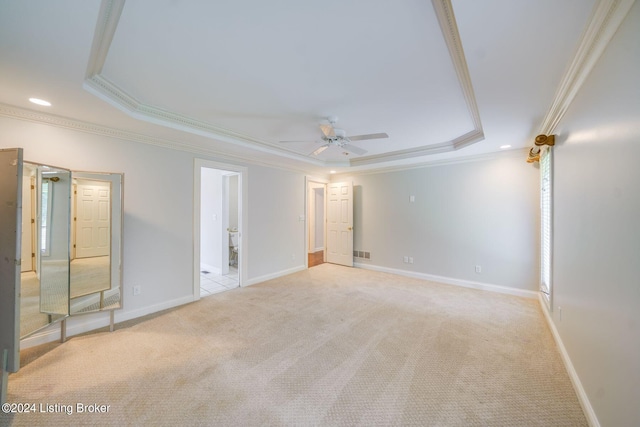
281,116,388,156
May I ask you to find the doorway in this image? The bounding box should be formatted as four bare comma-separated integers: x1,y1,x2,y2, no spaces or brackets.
306,178,327,268
194,159,246,299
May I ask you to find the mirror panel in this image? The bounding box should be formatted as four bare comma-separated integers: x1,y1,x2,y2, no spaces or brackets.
70,172,122,315
20,163,70,338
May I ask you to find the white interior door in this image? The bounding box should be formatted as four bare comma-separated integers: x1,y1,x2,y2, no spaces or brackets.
75,183,110,258
326,181,353,267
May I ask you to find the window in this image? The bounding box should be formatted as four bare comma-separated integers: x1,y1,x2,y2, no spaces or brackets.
540,148,553,306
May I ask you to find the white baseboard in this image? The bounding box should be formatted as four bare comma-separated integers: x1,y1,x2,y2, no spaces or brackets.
200,263,221,275
244,265,306,287
69,287,120,313
538,293,600,427
20,295,195,349
354,263,538,299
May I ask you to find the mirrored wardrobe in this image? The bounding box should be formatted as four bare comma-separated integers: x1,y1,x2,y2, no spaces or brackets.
2,149,123,402
19,166,123,339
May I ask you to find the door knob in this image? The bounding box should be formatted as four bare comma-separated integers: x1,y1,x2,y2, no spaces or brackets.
348,226,353,231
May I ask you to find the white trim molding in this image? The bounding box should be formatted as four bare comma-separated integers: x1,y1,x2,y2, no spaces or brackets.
538,0,636,135
244,266,307,287
538,293,600,427
355,263,538,299
0,102,318,175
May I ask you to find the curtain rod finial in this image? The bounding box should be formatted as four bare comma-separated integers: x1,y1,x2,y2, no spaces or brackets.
535,134,555,147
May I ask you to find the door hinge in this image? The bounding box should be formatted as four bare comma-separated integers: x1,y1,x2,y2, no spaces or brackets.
31,218,35,223
31,253,35,258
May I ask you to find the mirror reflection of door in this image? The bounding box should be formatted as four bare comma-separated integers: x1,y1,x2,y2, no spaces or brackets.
72,179,111,300
69,174,120,314
75,180,110,258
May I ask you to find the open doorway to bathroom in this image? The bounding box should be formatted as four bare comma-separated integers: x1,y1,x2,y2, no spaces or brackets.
306,178,327,268
194,159,246,299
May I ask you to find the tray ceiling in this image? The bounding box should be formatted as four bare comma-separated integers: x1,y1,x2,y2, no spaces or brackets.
0,0,600,173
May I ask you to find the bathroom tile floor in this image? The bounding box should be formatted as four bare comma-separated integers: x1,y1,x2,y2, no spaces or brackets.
200,266,239,296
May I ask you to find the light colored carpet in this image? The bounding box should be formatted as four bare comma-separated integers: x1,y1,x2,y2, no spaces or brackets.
38,260,69,316
19,272,51,338
3,264,587,426
70,256,110,298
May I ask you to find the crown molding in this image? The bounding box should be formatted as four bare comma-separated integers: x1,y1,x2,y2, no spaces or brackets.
350,141,454,166
79,0,485,169
0,103,321,175
85,0,126,78
82,75,321,167
431,0,483,131
334,0,487,166
538,0,636,134
350,128,484,167
334,147,529,178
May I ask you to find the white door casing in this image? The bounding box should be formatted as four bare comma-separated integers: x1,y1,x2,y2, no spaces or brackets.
20,176,33,272
194,158,247,301
221,175,230,276
326,181,353,267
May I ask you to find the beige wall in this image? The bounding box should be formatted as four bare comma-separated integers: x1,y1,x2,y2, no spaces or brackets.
336,151,540,294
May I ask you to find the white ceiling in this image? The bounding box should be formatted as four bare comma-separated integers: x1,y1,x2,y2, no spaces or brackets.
0,0,597,174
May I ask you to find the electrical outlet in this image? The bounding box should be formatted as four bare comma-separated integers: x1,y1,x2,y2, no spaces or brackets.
408,257,414,264
133,285,141,296
475,265,482,273
291,253,295,261
403,256,409,263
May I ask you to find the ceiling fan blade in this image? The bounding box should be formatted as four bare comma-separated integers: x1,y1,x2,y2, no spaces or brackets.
342,144,367,156
311,144,329,156
319,124,335,138
278,140,316,144
347,132,388,142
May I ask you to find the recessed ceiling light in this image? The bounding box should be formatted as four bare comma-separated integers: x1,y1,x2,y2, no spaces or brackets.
29,98,51,106
500,144,512,149
330,170,336,174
